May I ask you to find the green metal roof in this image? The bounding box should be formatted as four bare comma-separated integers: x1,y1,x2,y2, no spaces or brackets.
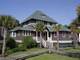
10,27,24,31
11,23,70,32
23,24,35,31
60,26,70,31
48,25,70,32
10,24,36,31
11,25,70,32
22,10,57,24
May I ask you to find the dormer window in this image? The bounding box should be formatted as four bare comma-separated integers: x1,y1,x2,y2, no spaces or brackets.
42,16,46,18
41,14,46,18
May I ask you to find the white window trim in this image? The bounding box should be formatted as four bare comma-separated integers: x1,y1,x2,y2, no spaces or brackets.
12,32,16,37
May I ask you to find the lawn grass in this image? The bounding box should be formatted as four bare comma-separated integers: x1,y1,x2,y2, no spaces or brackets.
64,47,80,52
8,48,47,57
26,54,79,60
27,48,46,52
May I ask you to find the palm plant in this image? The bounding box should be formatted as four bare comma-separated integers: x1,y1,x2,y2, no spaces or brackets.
0,15,19,56
53,24,61,50
35,22,44,48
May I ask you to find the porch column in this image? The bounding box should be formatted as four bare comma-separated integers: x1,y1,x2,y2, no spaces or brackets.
24,31,26,36
50,33,52,41
47,31,49,41
36,31,38,41
11,32,13,37
14,32,16,37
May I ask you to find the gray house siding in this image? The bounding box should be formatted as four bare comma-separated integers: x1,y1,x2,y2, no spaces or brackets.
12,30,36,41
52,31,72,41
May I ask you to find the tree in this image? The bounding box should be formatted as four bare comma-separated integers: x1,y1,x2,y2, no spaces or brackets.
70,24,78,48
35,22,44,48
71,5,80,26
53,24,61,50
0,15,19,56
76,5,80,16
69,5,80,48
76,5,80,26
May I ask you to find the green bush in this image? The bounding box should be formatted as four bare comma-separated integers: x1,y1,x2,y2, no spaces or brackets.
18,44,26,51
6,37,17,49
22,36,37,48
6,36,38,55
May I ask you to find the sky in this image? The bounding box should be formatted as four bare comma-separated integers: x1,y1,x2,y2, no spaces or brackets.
0,0,80,25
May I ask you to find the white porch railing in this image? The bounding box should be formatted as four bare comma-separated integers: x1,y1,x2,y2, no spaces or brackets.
49,40,72,43
42,39,47,48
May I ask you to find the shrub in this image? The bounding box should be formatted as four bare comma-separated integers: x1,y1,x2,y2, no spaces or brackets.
22,36,37,48
6,37,17,49
31,40,37,48
18,44,26,51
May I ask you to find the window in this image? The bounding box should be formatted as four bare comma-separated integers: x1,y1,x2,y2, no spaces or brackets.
12,32,16,37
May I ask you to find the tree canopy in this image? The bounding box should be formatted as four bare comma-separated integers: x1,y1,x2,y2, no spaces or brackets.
70,5,80,26
0,15,19,29
36,22,44,32
53,24,62,32
76,5,80,16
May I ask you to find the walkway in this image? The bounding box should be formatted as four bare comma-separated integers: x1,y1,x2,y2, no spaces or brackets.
1,48,48,60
